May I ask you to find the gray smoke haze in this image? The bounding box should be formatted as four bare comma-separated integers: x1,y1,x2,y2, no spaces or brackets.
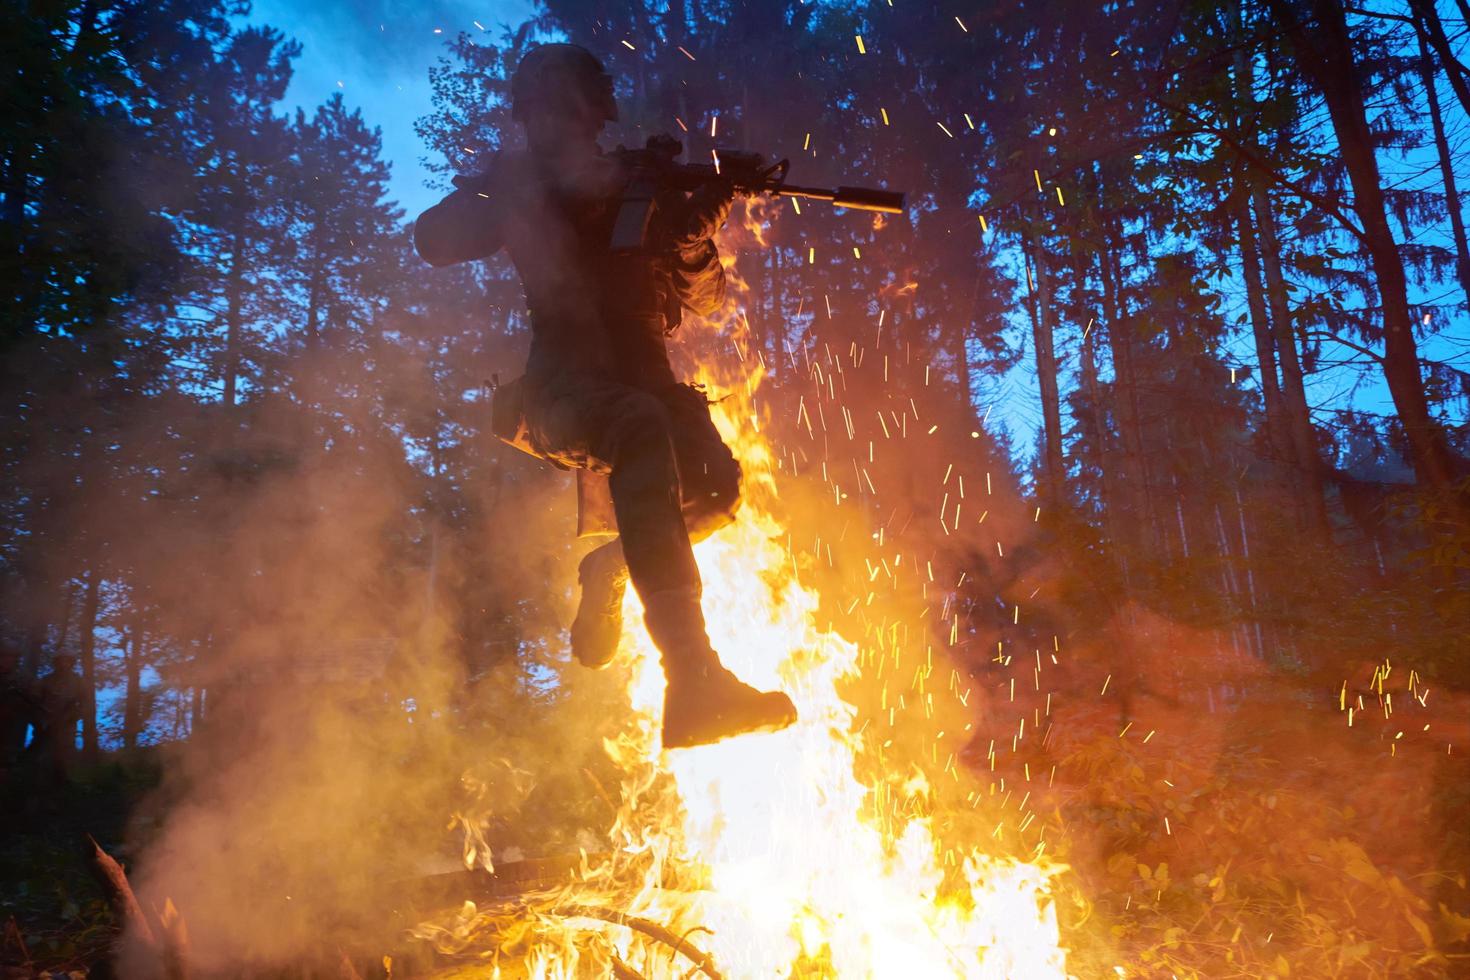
94,290,638,972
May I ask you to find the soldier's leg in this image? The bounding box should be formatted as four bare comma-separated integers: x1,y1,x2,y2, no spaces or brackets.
571,385,739,668
661,383,743,544
599,395,795,747
569,537,627,668
554,386,793,746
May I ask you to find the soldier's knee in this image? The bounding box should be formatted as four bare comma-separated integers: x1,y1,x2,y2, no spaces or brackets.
686,455,742,540
709,455,742,520
601,393,675,464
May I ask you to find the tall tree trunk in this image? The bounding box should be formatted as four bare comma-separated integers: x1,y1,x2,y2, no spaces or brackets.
1253,190,1331,535
1235,197,1292,465
305,256,324,354
123,614,144,751
222,216,247,410
1274,0,1466,513
946,296,970,420
1021,229,1065,502
1230,0,1293,468
1237,0,1330,533
1078,249,1128,587
78,567,101,759
1094,165,1157,551
53,579,75,655
953,274,978,417
1417,29,1470,310
774,249,790,375
191,632,210,731
1234,488,1270,658
1410,0,1470,121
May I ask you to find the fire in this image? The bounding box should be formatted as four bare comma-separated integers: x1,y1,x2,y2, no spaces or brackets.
415,203,1069,976
617,424,1068,976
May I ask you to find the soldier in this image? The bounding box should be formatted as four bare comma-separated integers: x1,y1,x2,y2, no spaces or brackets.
414,44,796,749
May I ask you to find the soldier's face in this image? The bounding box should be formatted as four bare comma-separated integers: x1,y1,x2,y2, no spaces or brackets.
523,96,605,158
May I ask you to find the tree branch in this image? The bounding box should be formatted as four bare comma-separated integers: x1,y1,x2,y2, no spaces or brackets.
1305,329,1385,363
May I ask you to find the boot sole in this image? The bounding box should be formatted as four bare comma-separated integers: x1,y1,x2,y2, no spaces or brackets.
662,704,798,750
571,559,626,669
570,616,621,669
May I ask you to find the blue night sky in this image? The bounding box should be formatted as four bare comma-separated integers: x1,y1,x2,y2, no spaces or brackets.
246,0,536,217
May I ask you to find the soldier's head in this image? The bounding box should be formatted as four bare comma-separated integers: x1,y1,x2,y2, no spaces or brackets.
511,44,617,157
50,653,76,675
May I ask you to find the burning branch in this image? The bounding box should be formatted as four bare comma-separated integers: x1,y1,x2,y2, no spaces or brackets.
552,905,725,980
87,835,189,979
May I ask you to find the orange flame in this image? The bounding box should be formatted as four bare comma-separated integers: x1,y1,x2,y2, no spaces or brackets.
416,200,1069,976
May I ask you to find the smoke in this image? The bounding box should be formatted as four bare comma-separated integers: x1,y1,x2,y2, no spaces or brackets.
87,277,640,970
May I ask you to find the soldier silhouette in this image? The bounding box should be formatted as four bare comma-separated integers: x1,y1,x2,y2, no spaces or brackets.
415,44,796,748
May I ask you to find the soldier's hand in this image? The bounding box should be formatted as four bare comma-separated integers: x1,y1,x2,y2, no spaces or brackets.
673,179,737,248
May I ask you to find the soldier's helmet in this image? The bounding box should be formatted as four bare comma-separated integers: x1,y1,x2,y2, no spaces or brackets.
511,44,618,123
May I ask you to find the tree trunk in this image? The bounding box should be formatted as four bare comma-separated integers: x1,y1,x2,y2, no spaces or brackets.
191,632,209,731
1234,488,1270,658
305,255,324,354
123,614,144,751
1230,0,1293,469
1417,29,1470,310
79,567,101,759
1274,0,1466,512
1410,0,1470,121
222,216,247,410
1094,165,1157,551
1252,188,1331,535
1078,250,1129,586
53,579,75,655
1235,197,1292,466
773,245,789,374
953,273,978,417
1021,228,1065,502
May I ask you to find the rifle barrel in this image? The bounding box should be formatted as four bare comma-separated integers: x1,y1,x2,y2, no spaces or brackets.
776,183,906,214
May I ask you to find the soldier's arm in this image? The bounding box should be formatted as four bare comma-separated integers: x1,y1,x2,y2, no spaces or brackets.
668,182,734,317
413,173,506,267
671,240,727,317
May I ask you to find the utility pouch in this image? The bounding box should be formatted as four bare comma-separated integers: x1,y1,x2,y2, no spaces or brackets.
610,176,660,252
576,471,618,538
490,375,542,460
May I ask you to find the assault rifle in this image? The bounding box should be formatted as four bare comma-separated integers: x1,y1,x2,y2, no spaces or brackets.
610,133,906,251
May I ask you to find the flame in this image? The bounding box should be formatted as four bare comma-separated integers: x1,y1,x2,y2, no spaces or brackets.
416,201,1069,976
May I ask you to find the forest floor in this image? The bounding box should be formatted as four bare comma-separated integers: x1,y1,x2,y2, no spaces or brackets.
3,686,1469,978
1,756,162,977
1045,670,1470,978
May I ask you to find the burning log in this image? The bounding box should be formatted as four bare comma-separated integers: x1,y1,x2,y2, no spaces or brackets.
3,917,33,973
87,835,188,980
87,835,155,947
406,886,726,979
609,953,646,980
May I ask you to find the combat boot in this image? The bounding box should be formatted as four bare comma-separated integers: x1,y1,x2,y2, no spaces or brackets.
570,541,628,669
643,589,798,749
